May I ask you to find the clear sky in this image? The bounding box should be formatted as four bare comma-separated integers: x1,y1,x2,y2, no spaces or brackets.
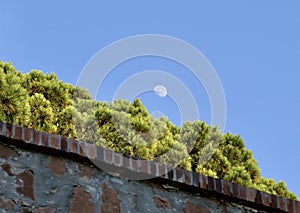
1,1,299,197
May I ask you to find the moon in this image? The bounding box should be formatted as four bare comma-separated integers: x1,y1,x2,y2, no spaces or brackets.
154,84,167,97
151,111,165,119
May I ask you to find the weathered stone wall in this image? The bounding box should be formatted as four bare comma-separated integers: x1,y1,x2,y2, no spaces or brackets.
0,142,267,213
0,122,299,213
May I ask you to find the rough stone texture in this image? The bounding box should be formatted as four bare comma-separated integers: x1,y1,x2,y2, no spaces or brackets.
0,195,15,210
2,162,13,176
70,187,96,213
101,183,120,213
33,207,56,213
184,201,211,213
0,143,17,159
153,195,172,209
78,163,94,179
0,139,291,212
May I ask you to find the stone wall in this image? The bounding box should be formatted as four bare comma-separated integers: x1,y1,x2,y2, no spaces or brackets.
0,122,299,213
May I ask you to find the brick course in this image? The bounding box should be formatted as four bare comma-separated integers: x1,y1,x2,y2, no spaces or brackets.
0,121,299,212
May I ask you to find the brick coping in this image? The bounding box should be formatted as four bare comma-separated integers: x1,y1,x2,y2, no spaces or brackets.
0,122,299,212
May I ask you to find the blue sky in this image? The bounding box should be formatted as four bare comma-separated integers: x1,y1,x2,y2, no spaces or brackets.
1,1,300,197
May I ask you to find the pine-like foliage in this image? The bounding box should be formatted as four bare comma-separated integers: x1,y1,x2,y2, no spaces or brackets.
0,62,30,126
0,60,297,200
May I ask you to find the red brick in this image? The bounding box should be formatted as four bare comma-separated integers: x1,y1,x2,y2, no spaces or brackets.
78,141,86,156
137,159,143,172
184,170,192,185
247,187,256,202
33,130,40,145
167,169,174,180
215,179,222,193
101,183,120,213
6,123,13,138
14,125,22,140
86,143,96,160
176,168,185,183
192,172,199,187
255,191,263,205
223,180,231,196
295,200,300,212
123,156,131,169
199,174,207,189
70,187,96,213
131,157,139,172
61,136,68,152
70,139,78,153
42,132,49,146
23,128,32,143
232,183,239,198
279,196,287,211
239,185,247,200
149,161,157,176
105,149,113,163
96,146,105,162
51,135,60,149
287,199,295,213
16,170,35,200
207,176,215,191
261,192,271,207
158,164,167,178
140,159,148,174
114,153,122,167
271,195,279,209
47,157,66,176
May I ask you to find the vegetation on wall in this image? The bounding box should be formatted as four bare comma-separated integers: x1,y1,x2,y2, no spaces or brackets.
0,60,297,200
